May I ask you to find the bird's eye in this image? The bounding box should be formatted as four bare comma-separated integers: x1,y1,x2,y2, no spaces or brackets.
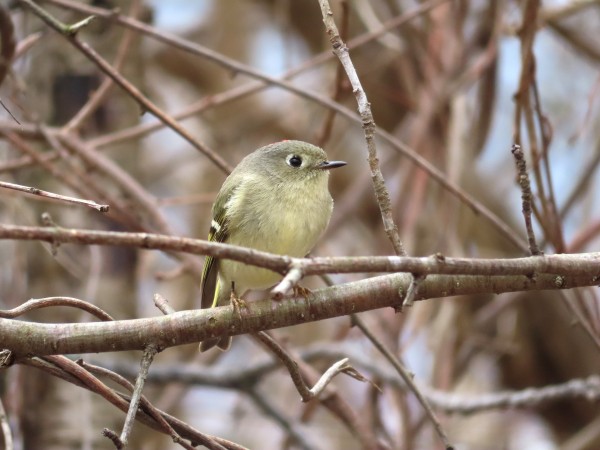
287,155,302,168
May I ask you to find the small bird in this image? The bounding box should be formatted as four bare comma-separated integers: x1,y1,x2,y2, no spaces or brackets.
199,140,346,351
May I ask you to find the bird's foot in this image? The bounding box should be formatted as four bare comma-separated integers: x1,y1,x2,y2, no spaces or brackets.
231,292,247,319
293,285,312,298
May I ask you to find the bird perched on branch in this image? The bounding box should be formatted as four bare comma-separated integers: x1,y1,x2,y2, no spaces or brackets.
199,140,346,351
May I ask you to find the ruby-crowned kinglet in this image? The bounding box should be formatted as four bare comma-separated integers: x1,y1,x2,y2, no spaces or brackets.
199,140,346,351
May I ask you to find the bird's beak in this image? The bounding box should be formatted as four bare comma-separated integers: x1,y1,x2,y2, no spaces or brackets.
318,160,347,170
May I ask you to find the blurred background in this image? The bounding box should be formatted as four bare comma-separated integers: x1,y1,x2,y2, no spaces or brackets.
1,0,599,449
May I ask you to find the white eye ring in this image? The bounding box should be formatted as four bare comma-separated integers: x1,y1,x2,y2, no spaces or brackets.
286,154,303,168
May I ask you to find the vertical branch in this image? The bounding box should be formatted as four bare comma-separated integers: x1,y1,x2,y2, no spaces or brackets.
318,0,405,256
511,144,541,255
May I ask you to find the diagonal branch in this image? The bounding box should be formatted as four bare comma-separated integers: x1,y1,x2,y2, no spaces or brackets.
0,180,109,211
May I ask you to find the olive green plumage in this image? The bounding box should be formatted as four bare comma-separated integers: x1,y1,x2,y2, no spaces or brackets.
199,140,346,351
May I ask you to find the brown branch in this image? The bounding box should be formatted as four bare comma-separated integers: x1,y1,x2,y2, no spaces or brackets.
0,224,599,278
0,296,114,321
400,273,426,309
253,332,366,402
23,356,235,450
0,129,141,229
511,144,541,255
0,180,109,212
2,265,599,357
0,0,447,166
153,293,176,315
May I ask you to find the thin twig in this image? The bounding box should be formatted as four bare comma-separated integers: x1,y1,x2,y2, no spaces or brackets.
0,296,114,321
271,264,304,299
254,332,362,402
153,293,176,315
102,428,123,449
426,374,600,414
0,224,598,278
253,332,379,448
0,130,135,226
400,274,426,309
318,0,405,256
351,315,453,450
511,144,542,255
119,344,159,447
0,180,109,212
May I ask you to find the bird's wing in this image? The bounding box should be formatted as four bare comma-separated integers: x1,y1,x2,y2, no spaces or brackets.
200,183,235,309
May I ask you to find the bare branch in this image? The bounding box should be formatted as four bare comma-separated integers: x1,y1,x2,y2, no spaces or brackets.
0,224,597,278
2,267,599,356
400,273,426,309
119,344,158,447
25,355,232,450
0,297,114,321
511,144,542,255
426,375,600,414
0,180,109,211
254,332,366,402
271,264,304,299
153,293,176,315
